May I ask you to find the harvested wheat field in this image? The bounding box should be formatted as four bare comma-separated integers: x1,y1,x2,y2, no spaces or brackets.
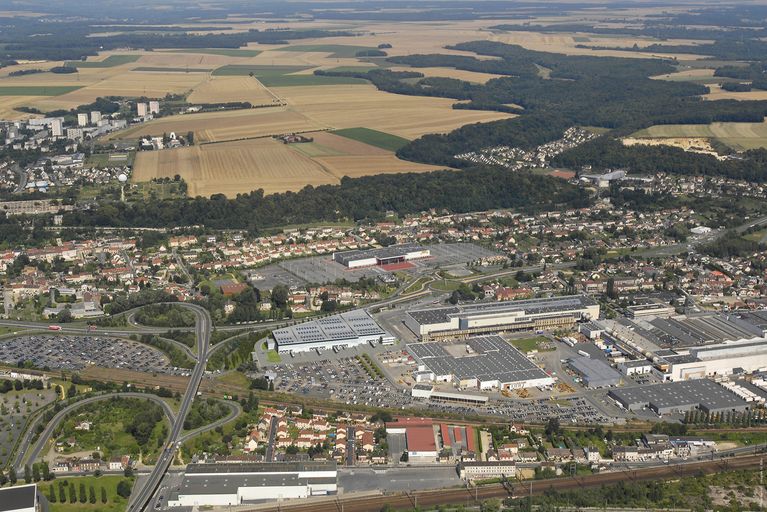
312,154,442,179
113,107,323,143
703,84,767,101
389,66,503,84
133,138,336,197
632,119,767,151
187,76,278,105
30,71,206,111
273,84,512,139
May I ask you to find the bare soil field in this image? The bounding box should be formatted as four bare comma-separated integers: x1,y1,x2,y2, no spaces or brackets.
622,136,725,159
631,119,767,151
133,138,336,197
113,107,323,143
272,84,512,140
187,76,279,105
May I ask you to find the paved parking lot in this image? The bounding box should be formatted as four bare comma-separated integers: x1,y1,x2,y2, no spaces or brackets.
338,467,461,494
0,335,174,374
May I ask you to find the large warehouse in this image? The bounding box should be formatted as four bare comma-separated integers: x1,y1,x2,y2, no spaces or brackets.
333,244,430,269
407,335,555,390
269,309,395,353
657,338,767,381
404,295,599,340
608,379,749,416
568,356,622,388
167,461,337,507
0,484,37,512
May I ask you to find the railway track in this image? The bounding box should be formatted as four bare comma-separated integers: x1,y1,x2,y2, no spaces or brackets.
241,454,767,512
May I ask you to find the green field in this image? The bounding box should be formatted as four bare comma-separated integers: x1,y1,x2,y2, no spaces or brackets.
632,120,767,151
132,67,212,73
211,64,366,86
164,48,262,57
509,336,552,352
280,45,379,58
430,279,462,292
267,350,282,363
0,86,82,96
211,65,312,76
42,475,135,512
331,127,411,151
66,55,140,68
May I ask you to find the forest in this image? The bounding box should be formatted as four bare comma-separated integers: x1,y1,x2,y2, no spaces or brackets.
62,167,589,231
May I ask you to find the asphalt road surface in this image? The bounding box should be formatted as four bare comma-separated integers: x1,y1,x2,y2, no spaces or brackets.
15,391,176,472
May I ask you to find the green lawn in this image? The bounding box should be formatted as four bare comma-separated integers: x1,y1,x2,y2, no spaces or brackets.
280,45,379,58
403,277,431,295
266,350,282,363
331,127,410,152
509,336,551,352
132,67,212,73
164,48,262,57
42,475,135,512
430,279,462,292
66,55,140,68
0,86,82,96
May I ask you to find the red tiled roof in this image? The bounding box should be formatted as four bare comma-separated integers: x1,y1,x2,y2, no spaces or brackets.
406,427,436,453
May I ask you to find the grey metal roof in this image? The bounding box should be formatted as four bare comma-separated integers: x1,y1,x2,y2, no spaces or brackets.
272,309,389,347
407,335,550,385
334,243,424,265
568,356,621,387
608,379,748,413
0,484,36,512
407,295,597,327
178,475,337,496
185,461,336,474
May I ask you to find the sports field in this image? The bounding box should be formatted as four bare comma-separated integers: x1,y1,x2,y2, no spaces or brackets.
632,119,767,151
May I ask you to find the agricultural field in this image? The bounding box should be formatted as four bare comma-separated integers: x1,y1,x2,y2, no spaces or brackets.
703,84,767,101
0,86,82,96
187,76,278,105
115,108,321,144
331,127,410,152
161,48,262,58
631,120,767,151
65,55,140,68
133,133,441,197
271,84,511,140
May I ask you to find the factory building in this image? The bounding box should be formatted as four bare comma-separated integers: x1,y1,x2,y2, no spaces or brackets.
568,356,622,388
269,309,394,354
408,336,555,390
333,243,430,269
0,484,38,512
608,379,749,416
404,295,599,340
167,461,337,507
385,418,439,462
658,338,767,381
411,383,490,405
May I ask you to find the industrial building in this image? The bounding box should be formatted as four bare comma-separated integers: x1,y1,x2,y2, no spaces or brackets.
332,243,430,269
407,335,555,390
656,338,767,381
269,309,394,353
411,384,489,405
608,379,749,416
166,461,337,507
568,356,622,388
0,484,37,512
404,295,599,340
385,418,439,462
459,461,517,481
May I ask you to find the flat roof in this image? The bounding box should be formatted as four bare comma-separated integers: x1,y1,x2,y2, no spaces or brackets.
406,426,437,452
609,379,748,412
178,474,337,496
408,336,550,385
334,243,424,265
185,461,336,475
272,309,390,347
568,356,621,385
407,295,597,327
0,484,36,512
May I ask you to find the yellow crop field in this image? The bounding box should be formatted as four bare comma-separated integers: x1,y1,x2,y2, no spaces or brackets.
188,76,279,105
388,66,503,84
703,84,767,102
113,108,322,143
133,138,336,197
272,84,512,140
632,119,767,151
312,154,443,179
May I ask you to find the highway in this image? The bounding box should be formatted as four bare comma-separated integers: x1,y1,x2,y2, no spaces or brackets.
127,302,211,512
14,392,177,472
